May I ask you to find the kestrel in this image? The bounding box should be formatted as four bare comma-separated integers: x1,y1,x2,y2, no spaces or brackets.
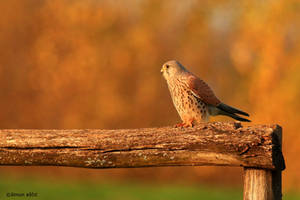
161,60,250,127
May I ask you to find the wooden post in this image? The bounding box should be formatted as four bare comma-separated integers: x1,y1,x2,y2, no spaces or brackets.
243,126,284,200
243,169,281,200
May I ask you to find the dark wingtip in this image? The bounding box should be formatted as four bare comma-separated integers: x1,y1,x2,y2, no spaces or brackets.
239,118,251,122
232,108,250,117
217,103,250,117
232,114,251,122
243,112,250,117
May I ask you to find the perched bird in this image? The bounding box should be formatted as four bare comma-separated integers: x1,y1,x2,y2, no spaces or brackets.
161,60,250,127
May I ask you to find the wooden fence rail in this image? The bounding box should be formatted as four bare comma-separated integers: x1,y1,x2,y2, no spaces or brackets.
0,122,285,200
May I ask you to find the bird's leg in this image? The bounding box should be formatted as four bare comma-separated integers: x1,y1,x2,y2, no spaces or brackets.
175,122,185,128
183,118,195,127
175,118,195,128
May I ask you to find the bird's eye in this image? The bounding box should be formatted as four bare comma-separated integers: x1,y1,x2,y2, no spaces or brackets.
166,65,169,69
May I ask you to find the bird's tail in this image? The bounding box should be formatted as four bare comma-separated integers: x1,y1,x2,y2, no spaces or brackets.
217,103,251,122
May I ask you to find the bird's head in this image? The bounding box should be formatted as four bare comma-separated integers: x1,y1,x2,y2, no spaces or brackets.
161,60,187,80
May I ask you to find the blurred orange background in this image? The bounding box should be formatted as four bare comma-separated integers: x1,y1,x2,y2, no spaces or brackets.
0,0,299,191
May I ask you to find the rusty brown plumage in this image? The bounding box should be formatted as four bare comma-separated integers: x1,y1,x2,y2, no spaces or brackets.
187,75,221,106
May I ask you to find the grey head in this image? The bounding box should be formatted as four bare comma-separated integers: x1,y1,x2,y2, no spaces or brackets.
160,60,188,80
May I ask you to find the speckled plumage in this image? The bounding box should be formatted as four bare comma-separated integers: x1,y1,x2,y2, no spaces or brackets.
161,60,250,127
167,75,209,123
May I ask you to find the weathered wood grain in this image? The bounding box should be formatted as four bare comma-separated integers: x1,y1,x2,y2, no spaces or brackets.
243,168,282,200
0,122,285,170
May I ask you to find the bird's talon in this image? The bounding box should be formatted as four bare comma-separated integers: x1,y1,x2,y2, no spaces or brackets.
183,123,193,128
175,121,194,128
175,123,185,128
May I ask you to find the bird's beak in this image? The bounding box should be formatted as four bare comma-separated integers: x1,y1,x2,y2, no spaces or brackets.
160,67,164,74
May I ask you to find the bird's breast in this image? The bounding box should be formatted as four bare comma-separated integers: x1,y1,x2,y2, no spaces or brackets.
168,80,209,122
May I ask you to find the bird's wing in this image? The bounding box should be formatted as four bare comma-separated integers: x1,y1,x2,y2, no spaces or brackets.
187,75,221,106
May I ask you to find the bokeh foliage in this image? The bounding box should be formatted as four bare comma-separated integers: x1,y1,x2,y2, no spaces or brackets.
0,0,299,189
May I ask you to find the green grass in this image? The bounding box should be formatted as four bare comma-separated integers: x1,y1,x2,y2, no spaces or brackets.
0,177,241,200
0,177,298,200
